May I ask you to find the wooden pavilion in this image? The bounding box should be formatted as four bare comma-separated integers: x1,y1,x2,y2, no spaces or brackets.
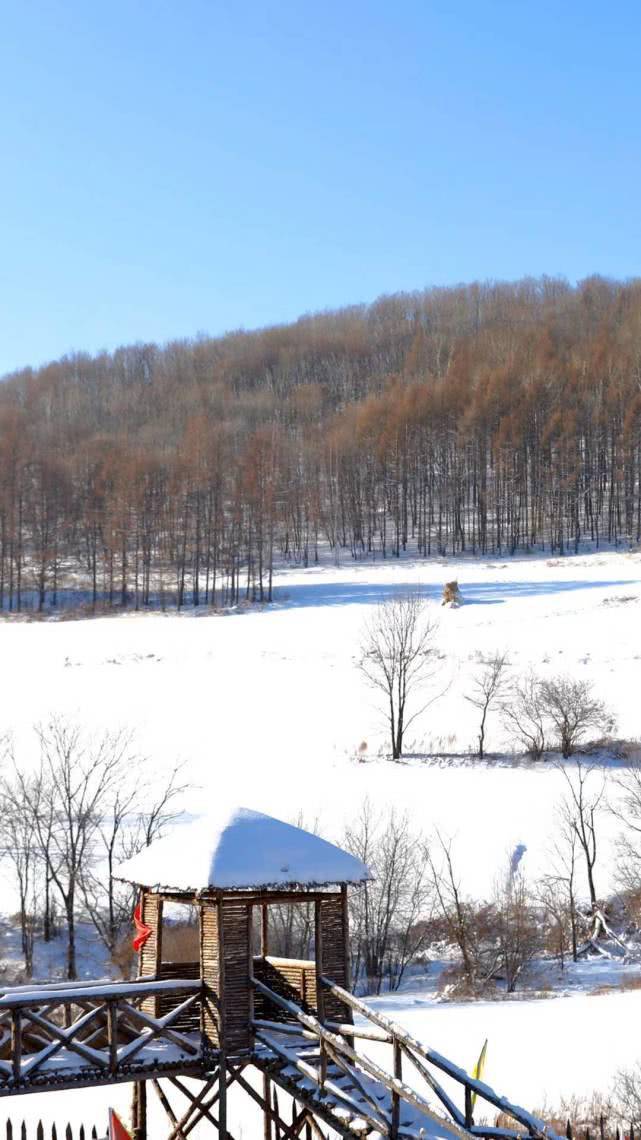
115,804,369,1059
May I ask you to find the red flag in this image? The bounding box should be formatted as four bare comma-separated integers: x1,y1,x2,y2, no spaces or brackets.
109,1108,132,1140
132,899,152,952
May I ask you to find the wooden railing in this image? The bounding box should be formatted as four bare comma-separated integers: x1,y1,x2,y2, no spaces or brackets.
0,977,204,1095
252,973,562,1140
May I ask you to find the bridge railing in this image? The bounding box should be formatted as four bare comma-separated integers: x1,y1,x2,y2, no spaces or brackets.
0,977,204,1094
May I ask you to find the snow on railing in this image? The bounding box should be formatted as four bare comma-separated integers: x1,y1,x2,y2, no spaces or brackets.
0,977,204,1094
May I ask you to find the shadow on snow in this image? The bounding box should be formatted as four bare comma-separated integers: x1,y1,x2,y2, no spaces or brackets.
272,578,638,610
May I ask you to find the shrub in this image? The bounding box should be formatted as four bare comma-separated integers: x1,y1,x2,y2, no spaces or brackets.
539,675,615,758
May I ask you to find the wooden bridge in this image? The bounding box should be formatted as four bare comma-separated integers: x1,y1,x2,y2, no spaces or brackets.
0,964,558,1140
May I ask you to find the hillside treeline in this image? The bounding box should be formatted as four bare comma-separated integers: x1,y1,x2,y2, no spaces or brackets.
2,274,641,610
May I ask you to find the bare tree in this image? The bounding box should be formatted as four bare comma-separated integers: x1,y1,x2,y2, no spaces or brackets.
539,810,579,965
80,761,188,961
539,675,615,758
493,857,540,992
16,719,136,979
500,670,547,759
612,1064,641,1126
345,801,433,994
465,651,509,758
358,594,441,760
0,767,41,978
556,761,625,952
426,833,498,994
610,760,641,894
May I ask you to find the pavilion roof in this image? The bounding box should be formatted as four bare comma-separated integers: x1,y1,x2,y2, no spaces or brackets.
114,805,371,893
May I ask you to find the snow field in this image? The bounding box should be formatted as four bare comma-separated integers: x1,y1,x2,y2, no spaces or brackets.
0,551,639,900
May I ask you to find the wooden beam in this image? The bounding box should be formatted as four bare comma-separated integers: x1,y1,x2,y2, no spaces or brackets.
230,1068,307,1140
168,1076,220,1130
165,1078,220,1140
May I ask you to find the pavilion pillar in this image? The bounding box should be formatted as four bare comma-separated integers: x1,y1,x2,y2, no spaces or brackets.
139,892,163,1018
316,891,352,1025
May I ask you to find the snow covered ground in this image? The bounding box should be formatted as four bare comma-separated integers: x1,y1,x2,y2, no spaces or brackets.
1,550,640,897
1,550,641,1130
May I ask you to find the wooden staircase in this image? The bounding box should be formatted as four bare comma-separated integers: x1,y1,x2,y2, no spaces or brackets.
255,1027,469,1139
251,975,561,1140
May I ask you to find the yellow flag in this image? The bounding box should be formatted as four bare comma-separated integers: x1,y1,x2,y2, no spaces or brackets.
470,1039,488,1109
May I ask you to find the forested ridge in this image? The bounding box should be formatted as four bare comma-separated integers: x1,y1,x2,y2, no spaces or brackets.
2,274,641,611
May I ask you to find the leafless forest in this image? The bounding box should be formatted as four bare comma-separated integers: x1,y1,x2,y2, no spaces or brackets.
3,275,641,611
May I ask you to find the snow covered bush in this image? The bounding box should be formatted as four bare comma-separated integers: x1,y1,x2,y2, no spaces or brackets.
539,675,616,758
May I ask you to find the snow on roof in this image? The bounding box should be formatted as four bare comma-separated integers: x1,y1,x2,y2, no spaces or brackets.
114,805,372,892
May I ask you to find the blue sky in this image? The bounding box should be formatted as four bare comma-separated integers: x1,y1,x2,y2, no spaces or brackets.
1,1,640,376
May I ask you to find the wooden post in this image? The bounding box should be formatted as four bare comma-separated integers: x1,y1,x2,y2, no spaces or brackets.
263,1072,272,1140
273,1087,282,1140
314,900,324,1024
319,1036,327,1092
340,885,350,988
391,1038,402,1138
132,1081,147,1140
465,1084,474,1128
219,1055,228,1140
248,904,255,1034
107,1001,118,1076
11,1010,21,1083
261,904,269,956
